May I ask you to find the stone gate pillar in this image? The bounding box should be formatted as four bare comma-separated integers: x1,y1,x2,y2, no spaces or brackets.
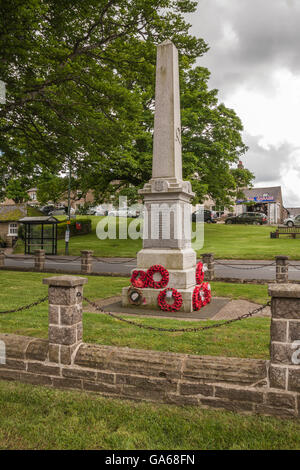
275,255,289,283
81,250,93,274
35,249,45,271
202,253,215,281
43,275,87,365
268,284,300,393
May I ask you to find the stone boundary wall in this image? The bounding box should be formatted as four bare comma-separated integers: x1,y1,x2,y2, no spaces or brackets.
0,275,299,419
0,332,298,418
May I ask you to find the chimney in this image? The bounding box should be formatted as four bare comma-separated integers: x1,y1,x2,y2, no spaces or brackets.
237,160,244,170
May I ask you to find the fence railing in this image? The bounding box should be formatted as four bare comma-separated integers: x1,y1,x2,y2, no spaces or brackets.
1,249,300,283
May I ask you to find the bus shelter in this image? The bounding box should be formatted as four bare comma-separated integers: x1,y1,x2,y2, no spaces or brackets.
19,216,59,255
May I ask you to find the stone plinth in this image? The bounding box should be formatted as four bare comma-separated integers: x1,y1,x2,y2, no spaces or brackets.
122,286,195,313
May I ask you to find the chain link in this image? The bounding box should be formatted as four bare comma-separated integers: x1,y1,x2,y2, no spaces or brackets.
93,257,136,264
45,256,81,263
4,254,35,260
215,260,276,270
83,296,271,333
0,296,48,315
290,264,300,271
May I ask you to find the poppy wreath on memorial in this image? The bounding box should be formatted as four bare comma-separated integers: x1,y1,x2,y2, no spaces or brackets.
157,288,183,312
195,261,205,285
127,287,143,306
146,264,169,289
130,270,147,288
192,283,212,311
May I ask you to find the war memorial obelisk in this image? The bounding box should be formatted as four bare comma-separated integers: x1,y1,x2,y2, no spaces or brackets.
122,40,198,313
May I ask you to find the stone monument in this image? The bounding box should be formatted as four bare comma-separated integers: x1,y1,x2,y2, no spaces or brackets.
122,40,199,313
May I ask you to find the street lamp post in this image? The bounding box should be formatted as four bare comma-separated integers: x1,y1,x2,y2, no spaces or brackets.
0,80,5,104
65,162,71,255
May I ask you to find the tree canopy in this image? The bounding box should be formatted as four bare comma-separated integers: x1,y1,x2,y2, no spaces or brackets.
0,0,253,207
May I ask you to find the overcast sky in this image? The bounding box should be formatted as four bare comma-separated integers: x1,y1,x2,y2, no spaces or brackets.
187,0,300,207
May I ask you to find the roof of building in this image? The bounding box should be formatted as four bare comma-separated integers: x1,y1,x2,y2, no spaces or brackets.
237,186,282,203
19,216,59,224
0,204,43,222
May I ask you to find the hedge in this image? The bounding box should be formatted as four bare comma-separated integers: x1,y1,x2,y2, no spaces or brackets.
57,218,92,239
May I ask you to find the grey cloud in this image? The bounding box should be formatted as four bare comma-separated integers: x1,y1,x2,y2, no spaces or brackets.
189,0,300,96
243,134,291,182
242,134,300,205
186,1,300,206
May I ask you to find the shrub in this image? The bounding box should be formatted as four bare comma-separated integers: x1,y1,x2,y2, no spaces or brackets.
57,218,92,239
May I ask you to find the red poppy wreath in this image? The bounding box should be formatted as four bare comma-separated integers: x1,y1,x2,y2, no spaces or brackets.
195,261,205,285
192,283,212,311
130,270,147,288
146,264,169,289
158,288,183,312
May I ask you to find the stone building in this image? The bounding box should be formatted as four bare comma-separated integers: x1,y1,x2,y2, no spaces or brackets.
0,204,42,247
235,186,285,224
286,207,300,218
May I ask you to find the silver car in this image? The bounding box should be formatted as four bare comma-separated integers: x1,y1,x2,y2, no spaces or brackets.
284,215,300,227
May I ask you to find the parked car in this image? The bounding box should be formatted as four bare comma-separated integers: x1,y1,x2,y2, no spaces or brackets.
40,204,55,215
284,215,300,227
108,208,139,218
225,212,267,225
192,209,216,223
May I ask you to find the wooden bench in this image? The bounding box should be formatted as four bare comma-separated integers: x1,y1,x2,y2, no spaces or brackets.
270,226,300,239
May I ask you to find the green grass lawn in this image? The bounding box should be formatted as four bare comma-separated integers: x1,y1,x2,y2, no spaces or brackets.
0,380,299,450
14,217,300,259
1,271,297,451
0,271,270,359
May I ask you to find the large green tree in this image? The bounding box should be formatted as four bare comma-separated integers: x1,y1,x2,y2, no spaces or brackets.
5,177,31,203
0,0,252,206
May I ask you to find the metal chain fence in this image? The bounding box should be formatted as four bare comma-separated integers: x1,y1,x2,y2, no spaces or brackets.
214,260,276,270
0,296,48,315
4,254,35,260
45,256,82,263
290,264,300,271
93,257,136,264
82,295,271,333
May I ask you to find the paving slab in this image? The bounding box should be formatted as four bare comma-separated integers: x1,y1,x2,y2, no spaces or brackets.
85,296,229,321
84,296,271,321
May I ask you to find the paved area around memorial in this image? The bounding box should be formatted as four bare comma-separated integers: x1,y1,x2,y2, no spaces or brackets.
84,296,270,321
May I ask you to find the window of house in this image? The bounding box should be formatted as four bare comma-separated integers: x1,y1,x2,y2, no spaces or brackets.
30,192,37,200
8,223,18,236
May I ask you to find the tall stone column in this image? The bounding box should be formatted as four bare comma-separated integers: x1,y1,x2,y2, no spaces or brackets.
122,41,197,313
43,275,87,365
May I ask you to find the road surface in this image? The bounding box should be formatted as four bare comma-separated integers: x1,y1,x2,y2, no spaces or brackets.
3,255,300,281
